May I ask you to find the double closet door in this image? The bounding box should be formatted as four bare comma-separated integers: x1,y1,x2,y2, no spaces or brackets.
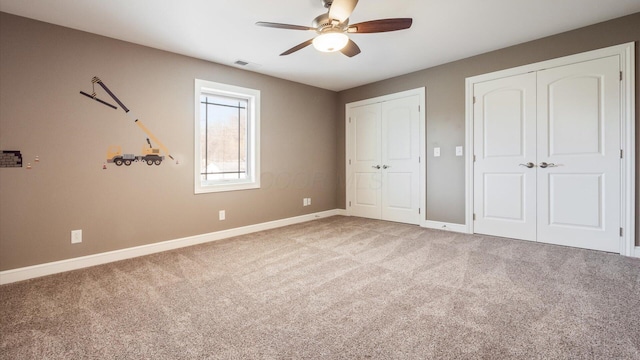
473,55,621,252
347,94,420,225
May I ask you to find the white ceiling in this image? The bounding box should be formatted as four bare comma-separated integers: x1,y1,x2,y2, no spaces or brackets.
1,0,639,91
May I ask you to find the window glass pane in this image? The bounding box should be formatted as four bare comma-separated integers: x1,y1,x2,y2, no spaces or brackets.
195,79,259,194
201,94,248,181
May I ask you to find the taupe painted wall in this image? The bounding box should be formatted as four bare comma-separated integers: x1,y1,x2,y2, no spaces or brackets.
0,13,339,270
337,13,640,245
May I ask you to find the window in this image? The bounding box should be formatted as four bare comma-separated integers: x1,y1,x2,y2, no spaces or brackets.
195,79,260,193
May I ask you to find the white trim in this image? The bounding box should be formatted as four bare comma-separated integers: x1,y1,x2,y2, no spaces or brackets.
419,91,427,227
634,247,640,258
0,209,342,285
463,70,475,234
620,44,636,257
465,42,635,256
423,220,468,233
334,209,348,216
345,87,426,226
194,79,261,194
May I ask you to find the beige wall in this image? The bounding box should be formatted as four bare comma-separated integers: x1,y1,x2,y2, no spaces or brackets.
0,13,339,270
337,12,640,243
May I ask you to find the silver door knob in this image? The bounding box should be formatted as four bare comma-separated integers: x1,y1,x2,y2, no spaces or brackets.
539,162,556,168
372,165,381,169
382,165,390,169
519,162,535,168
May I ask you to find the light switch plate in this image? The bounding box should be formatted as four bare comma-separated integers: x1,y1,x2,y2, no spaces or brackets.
434,147,441,157
456,146,463,156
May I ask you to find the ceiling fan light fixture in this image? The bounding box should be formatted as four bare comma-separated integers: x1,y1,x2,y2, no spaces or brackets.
312,31,349,52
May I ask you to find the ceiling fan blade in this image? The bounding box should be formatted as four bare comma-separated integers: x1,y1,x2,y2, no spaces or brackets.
256,22,315,31
348,18,413,33
329,0,359,23
340,39,361,57
280,39,314,56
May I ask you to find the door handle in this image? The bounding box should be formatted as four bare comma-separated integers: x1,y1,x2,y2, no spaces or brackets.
539,162,556,168
382,165,390,169
372,165,381,169
519,162,535,168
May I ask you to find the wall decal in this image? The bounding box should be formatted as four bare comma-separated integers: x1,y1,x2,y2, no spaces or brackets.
0,150,23,168
80,76,174,167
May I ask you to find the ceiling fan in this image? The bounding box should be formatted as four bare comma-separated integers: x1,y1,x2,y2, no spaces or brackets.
256,0,413,57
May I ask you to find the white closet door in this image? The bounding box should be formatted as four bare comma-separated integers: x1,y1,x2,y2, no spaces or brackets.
473,73,537,241
473,55,622,252
349,102,382,220
381,95,420,224
536,56,621,252
348,95,420,224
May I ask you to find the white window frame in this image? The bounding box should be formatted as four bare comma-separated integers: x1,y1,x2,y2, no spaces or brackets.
194,79,260,194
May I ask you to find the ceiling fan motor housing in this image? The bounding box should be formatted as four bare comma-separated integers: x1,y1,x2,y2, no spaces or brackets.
313,13,348,32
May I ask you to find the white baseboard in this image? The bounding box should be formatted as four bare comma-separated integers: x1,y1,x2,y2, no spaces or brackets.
634,246,640,258
423,220,469,233
0,209,343,285
334,209,348,216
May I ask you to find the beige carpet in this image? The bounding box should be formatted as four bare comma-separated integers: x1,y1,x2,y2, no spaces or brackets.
1,216,639,359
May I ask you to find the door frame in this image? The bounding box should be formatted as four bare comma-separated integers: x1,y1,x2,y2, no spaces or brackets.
346,87,426,226
464,42,635,256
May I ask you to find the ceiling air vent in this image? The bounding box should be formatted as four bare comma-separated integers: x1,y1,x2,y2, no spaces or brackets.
234,60,250,66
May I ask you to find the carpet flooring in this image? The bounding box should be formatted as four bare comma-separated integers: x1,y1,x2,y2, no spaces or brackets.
1,216,639,359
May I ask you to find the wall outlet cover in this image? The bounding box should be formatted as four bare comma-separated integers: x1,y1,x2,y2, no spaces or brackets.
71,229,82,244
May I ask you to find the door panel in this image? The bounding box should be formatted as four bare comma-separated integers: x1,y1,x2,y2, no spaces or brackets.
356,115,379,161
548,173,603,229
484,89,526,158
381,95,420,224
548,76,602,156
483,173,525,221
537,55,620,252
350,103,381,219
473,73,537,241
386,173,413,209
386,107,412,160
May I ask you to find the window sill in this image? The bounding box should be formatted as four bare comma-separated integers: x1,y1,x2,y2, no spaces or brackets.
195,181,260,194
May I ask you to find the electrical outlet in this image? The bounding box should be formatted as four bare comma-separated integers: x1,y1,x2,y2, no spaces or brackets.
219,210,225,220
71,229,82,244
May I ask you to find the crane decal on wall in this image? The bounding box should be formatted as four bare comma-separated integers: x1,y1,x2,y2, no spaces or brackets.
80,76,174,167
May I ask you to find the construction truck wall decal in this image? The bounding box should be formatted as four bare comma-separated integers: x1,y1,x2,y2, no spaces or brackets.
80,76,174,167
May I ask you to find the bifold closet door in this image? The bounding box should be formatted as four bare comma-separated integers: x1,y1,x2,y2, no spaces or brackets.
349,96,420,225
473,55,621,252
